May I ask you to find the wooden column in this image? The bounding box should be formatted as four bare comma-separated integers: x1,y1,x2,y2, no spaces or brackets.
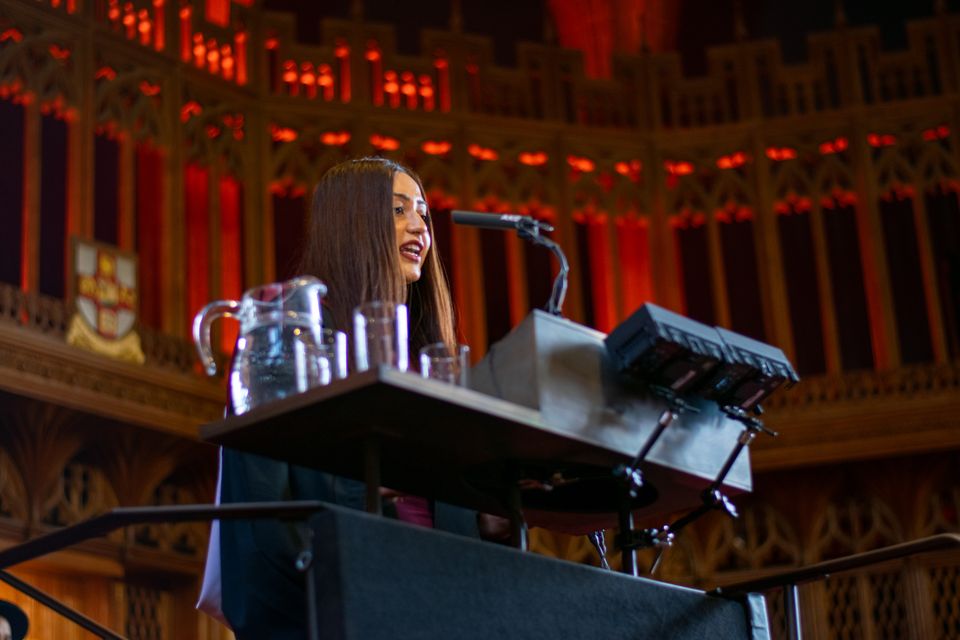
809,201,843,374
751,132,795,360
850,122,899,370
21,98,40,293
706,207,732,329
909,190,949,363
647,143,682,311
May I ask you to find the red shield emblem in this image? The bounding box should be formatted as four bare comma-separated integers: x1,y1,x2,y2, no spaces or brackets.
74,241,138,339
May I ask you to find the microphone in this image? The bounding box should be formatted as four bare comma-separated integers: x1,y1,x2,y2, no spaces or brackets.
451,210,568,317
451,210,554,233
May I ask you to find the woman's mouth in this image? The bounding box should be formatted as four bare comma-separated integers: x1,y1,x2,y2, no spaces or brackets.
400,241,423,262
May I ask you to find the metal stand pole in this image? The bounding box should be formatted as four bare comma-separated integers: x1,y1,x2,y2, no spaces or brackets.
617,491,638,577
506,481,529,551
784,583,803,640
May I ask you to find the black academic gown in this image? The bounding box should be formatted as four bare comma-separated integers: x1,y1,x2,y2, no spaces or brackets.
218,448,480,639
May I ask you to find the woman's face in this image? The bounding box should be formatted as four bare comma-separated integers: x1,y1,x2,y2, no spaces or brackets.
392,171,431,283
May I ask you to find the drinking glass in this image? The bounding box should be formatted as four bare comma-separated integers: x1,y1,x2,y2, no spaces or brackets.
419,342,470,386
353,301,409,372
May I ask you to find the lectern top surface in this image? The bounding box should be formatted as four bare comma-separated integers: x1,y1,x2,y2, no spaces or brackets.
200,367,748,531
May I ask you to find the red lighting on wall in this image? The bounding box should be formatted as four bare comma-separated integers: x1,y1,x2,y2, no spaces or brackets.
153,0,164,50
335,40,351,102
765,147,797,161
234,31,247,85
320,131,350,146
922,125,950,141
179,6,191,61
614,159,642,182
820,190,858,209
567,155,595,173
0,29,23,43
282,60,298,84
717,151,749,169
670,212,707,228
48,45,71,60
367,42,384,106
383,70,401,108
95,66,117,81
221,45,235,80
664,160,694,176
265,37,279,50
370,134,400,151
180,100,202,122
519,151,548,166
715,205,754,223
867,133,897,147
819,136,849,154
205,0,230,27
270,124,298,142
774,195,813,215
468,144,498,161
318,64,333,86
881,184,915,200
421,140,452,156
418,74,435,111
616,215,653,315
434,55,450,112
138,81,160,96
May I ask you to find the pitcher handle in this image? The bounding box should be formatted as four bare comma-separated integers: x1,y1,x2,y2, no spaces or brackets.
192,299,241,376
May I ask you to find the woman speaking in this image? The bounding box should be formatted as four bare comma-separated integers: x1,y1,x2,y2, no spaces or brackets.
216,157,484,639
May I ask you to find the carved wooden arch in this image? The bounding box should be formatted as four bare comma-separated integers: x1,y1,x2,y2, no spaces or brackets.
708,168,753,213
411,154,459,204
514,165,557,211
272,136,317,192
0,401,84,533
44,458,121,542
873,144,917,196
181,96,248,176
771,157,814,202
701,501,802,575
601,155,648,215
569,174,610,212
93,64,168,143
0,448,28,522
667,174,710,215
469,159,511,206
0,13,78,109
806,495,904,564
915,139,960,193
812,153,856,200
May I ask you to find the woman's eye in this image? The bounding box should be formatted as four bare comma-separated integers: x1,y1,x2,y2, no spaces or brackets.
394,205,404,215
419,210,430,222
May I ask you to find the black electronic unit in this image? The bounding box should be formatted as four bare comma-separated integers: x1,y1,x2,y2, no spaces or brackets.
701,327,799,410
604,303,725,394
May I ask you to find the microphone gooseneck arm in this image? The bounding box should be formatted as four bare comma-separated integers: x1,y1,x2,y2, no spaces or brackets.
451,211,569,316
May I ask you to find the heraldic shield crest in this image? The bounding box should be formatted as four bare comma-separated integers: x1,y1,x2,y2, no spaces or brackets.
66,238,145,364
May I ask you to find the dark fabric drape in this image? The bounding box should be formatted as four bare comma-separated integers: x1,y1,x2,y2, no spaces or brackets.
778,209,826,374
39,114,67,298
0,99,23,287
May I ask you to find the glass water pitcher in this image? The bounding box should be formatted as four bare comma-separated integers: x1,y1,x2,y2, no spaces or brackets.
192,276,327,414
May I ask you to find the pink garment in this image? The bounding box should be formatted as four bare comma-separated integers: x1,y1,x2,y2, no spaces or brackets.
393,495,433,528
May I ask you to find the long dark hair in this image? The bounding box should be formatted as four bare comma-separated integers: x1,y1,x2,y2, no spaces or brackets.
298,157,456,353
